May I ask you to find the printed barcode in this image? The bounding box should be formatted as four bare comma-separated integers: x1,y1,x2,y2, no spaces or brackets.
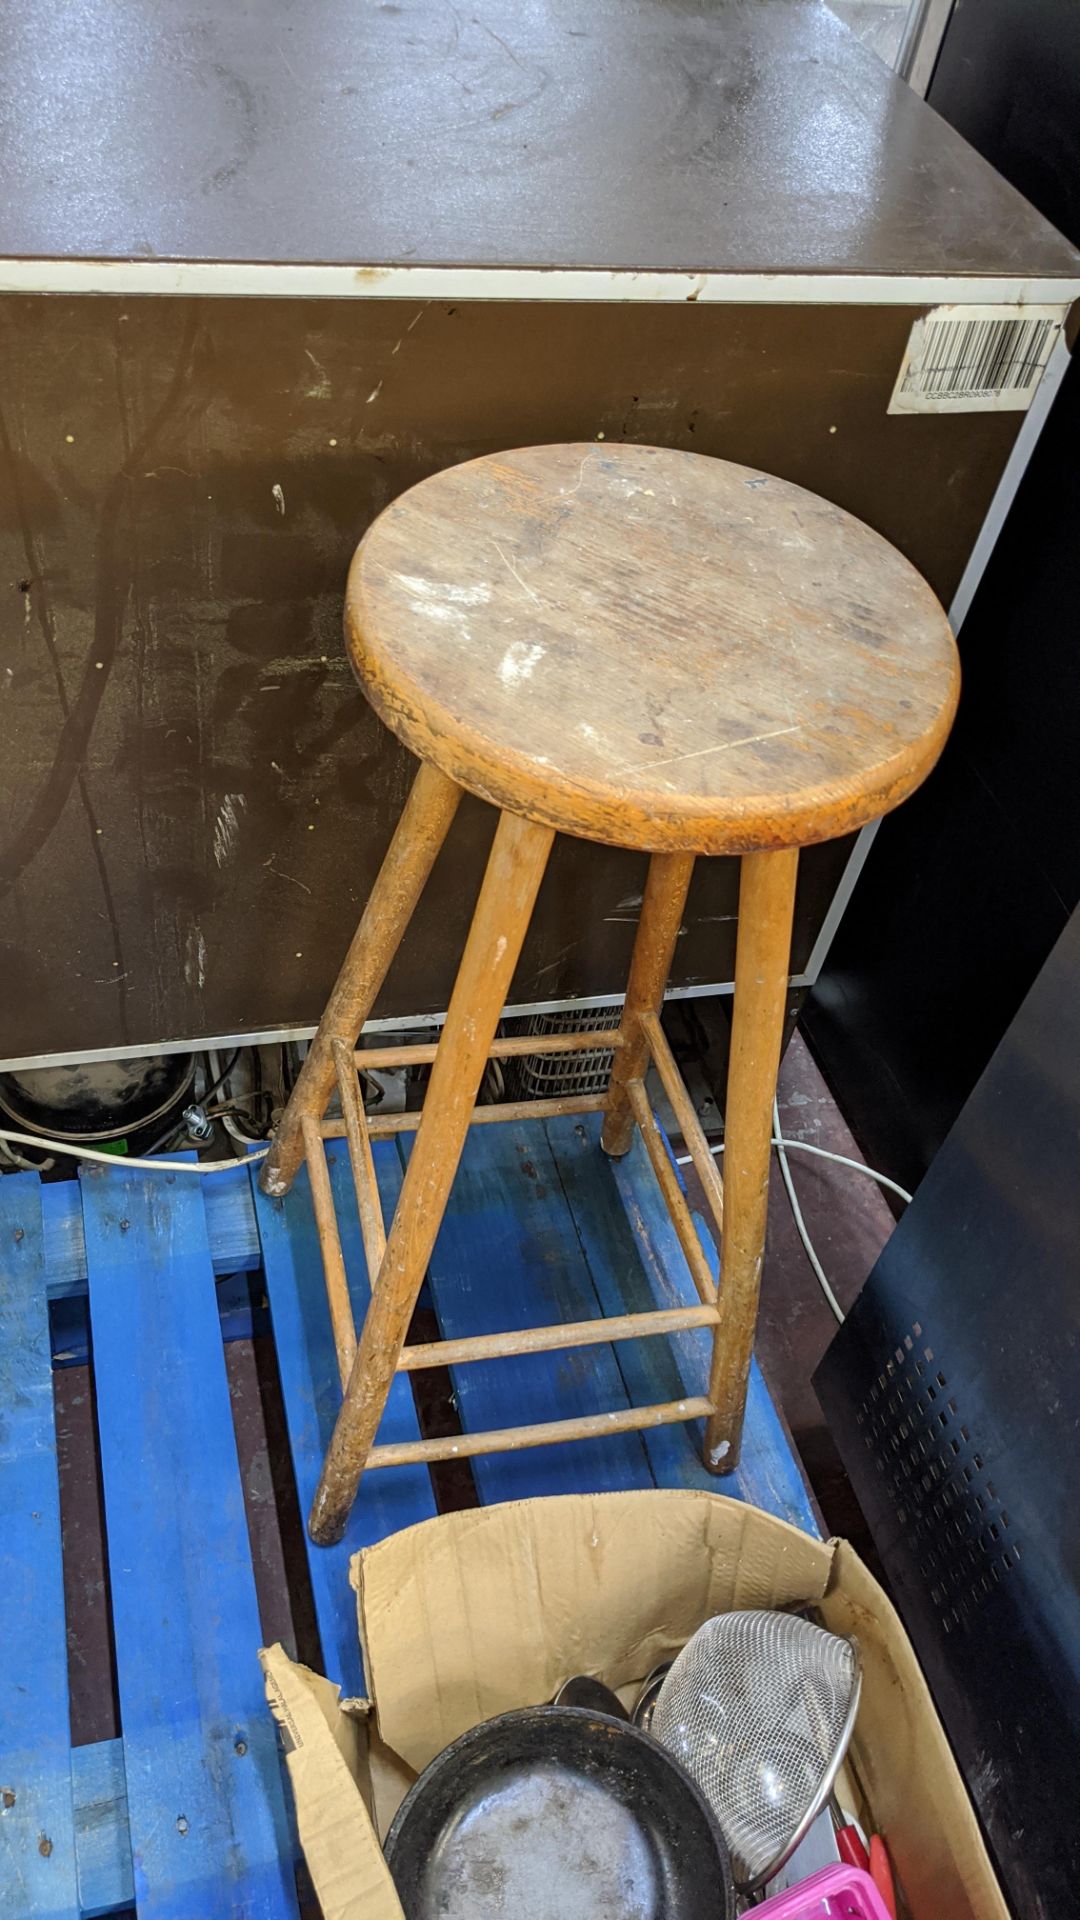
889,304,1065,415
904,316,1054,399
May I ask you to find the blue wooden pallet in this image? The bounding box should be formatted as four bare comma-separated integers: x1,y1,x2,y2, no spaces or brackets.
2,1119,817,1917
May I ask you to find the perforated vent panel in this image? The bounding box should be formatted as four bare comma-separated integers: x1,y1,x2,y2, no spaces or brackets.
814,907,1080,1917
855,1322,1020,1635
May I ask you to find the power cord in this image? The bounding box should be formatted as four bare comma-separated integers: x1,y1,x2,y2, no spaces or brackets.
0,1129,266,1174
676,1110,912,1326
1,1086,913,1289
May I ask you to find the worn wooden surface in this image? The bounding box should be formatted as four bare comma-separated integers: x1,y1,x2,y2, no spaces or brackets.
367,1396,714,1470
627,1077,719,1307
301,1115,356,1389
71,1737,133,1916
0,1172,80,1920
80,1159,298,1920
603,849,695,1155
261,759,460,1194
347,443,960,855
253,1142,436,1698
309,810,554,1542
294,418,963,1516
640,1009,725,1229
333,1039,388,1285
549,1114,813,1516
323,1090,605,1138
353,1027,625,1070
403,1118,656,1500
411,1111,819,1525
707,849,800,1471
2,1118,820,1915
39,1165,258,1297
395,1300,720,1373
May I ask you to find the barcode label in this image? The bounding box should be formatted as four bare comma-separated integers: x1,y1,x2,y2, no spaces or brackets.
889,303,1065,414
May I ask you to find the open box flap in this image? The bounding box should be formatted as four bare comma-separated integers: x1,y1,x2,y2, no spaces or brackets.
260,1644,404,1920
351,1488,833,1771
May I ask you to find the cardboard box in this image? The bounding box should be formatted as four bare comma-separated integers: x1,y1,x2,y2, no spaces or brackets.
261,1489,1007,1920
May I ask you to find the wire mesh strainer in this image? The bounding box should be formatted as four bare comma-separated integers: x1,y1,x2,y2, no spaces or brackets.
650,1611,861,1895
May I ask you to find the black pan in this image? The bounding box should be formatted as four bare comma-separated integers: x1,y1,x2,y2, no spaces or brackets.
384,1705,735,1920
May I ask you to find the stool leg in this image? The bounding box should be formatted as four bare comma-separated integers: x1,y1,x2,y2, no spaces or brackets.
705,847,798,1473
601,851,696,1158
259,761,461,1197
308,810,555,1544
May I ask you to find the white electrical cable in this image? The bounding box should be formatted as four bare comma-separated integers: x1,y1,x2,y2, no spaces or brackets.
0,1129,267,1173
771,1096,846,1325
775,1134,912,1204
674,1131,912,1205
676,1110,913,1327
1,1113,912,1193
0,1136,55,1173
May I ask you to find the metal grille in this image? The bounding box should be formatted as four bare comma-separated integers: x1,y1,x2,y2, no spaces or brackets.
502,1004,621,1100
650,1611,859,1889
856,1321,1019,1636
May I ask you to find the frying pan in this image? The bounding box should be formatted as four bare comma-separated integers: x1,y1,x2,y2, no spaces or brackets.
384,1705,735,1920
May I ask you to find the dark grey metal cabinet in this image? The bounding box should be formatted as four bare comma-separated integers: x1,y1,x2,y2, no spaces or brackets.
2,0,1077,1066
806,0,1080,1189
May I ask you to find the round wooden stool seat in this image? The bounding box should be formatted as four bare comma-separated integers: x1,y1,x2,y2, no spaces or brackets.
345,442,958,856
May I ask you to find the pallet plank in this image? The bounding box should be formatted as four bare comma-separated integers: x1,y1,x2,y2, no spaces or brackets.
81,1159,298,1920
407,1123,656,1501
251,1141,436,1700
10,1103,820,1920
41,1164,259,1300
72,1738,135,1918
0,1170,80,1920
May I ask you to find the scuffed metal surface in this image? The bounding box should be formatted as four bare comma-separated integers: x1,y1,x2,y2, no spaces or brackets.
0,0,1076,277
0,295,1008,1057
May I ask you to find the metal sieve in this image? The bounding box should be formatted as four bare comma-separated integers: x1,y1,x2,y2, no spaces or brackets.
650,1610,862,1895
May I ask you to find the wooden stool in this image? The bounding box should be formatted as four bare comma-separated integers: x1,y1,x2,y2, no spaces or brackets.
260,443,958,1545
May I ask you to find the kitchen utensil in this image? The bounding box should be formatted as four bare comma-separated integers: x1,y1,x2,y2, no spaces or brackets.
383,1705,736,1920
829,1774,892,1910
835,1822,870,1873
552,1674,629,1717
632,1662,673,1731
768,1808,841,1891
868,1835,897,1918
830,1792,870,1873
752,1863,892,1920
650,1610,861,1893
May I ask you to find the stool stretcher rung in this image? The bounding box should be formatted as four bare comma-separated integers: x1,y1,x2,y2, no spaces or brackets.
366,1396,714,1469
321,1091,605,1141
627,1079,718,1306
638,1009,725,1231
396,1302,720,1371
301,1114,357,1387
332,1037,387,1282
354,1027,624,1071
